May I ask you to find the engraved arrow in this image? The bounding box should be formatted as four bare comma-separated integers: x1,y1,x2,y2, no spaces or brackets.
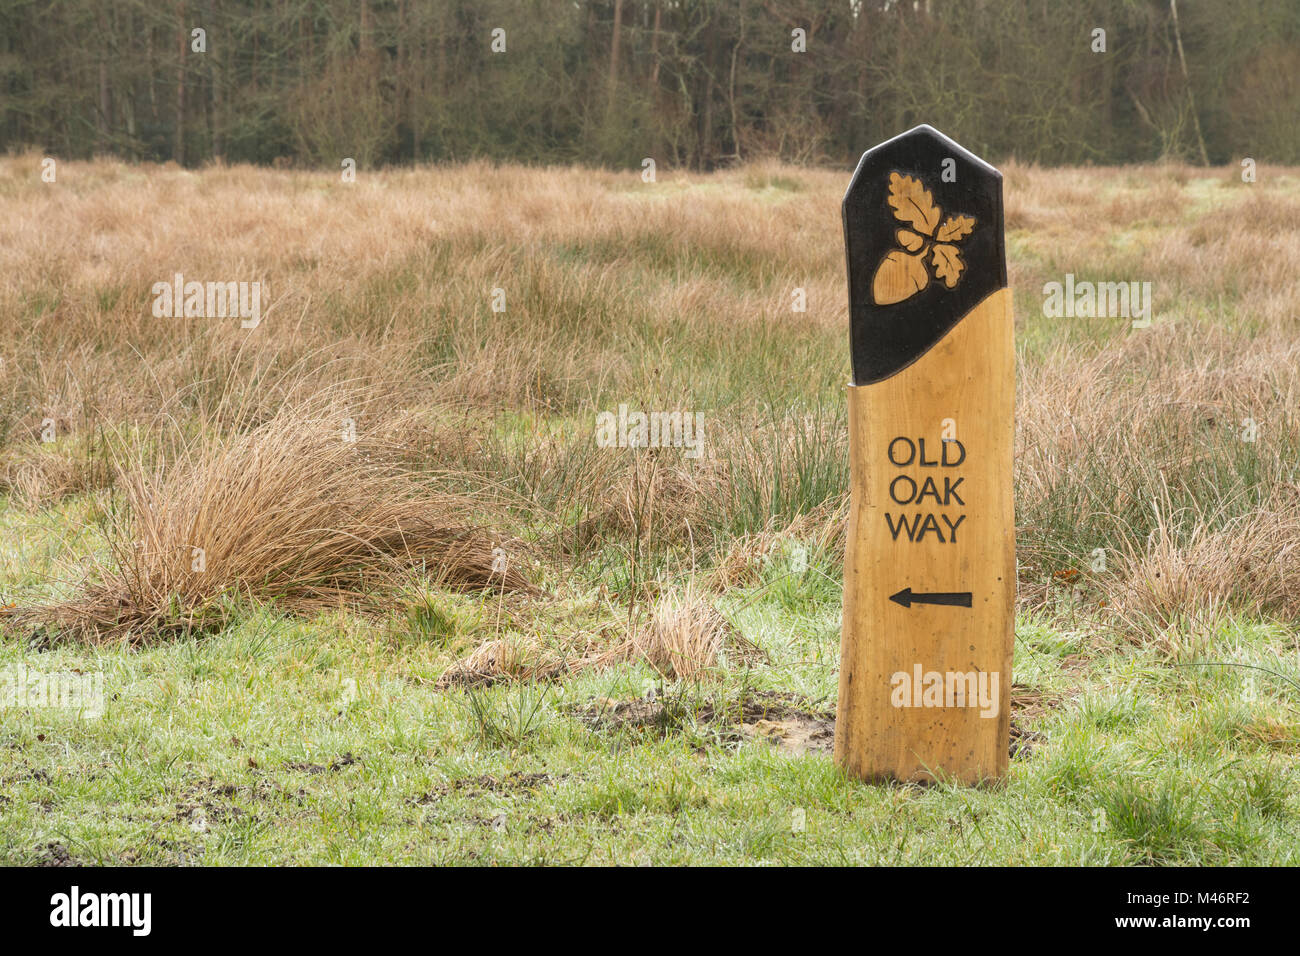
889,587,972,609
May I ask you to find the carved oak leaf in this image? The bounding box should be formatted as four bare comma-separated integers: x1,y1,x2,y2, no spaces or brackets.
936,215,975,242
886,173,940,236
872,249,929,305
895,228,924,252
930,243,965,288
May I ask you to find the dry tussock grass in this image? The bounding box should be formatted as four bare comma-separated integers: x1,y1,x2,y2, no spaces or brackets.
704,501,846,591
1016,321,1300,626
622,587,762,679
1109,494,1300,647
0,434,113,509
435,587,760,687
2,154,1298,643
434,637,567,689
13,397,531,643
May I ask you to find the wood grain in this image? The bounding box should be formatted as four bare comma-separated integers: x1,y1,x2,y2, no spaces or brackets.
834,286,1015,784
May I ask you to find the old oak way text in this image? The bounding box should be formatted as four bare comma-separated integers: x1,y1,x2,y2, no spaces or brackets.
883,435,966,544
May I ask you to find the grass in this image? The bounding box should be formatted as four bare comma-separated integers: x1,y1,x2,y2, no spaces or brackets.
0,154,1298,864
2,595,1296,864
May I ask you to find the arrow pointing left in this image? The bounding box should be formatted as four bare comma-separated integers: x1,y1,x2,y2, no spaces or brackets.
889,587,973,609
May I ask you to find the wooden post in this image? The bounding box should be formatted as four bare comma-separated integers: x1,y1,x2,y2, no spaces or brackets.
835,125,1014,785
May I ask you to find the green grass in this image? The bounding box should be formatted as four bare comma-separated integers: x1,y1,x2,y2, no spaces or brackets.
2,497,1297,865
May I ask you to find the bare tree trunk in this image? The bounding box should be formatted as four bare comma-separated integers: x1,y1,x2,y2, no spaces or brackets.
251,9,259,94
95,5,111,152
435,9,446,95
147,25,158,122
856,2,872,145
699,26,717,169
397,0,410,159
211,26,223,161
1169,0,1210,165
97,59,111,151
727,2,744,162
174,1,186,165
123,6,137,159
301,13,311,78
609,0,623,100
649,1,661,86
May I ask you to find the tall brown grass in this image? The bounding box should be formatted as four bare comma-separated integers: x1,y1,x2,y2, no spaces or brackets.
1,153,1297,642
13,397,530,643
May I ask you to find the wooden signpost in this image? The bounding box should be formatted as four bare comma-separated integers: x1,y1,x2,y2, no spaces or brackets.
834,125,1014,785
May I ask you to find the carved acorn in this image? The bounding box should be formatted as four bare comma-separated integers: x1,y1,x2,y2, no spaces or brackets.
872,249,929,305
871,172,976,306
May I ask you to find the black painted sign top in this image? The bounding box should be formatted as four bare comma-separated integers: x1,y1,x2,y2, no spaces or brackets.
842,125,1006,385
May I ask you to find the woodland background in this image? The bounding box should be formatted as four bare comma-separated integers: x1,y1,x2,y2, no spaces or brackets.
2,0,1298,169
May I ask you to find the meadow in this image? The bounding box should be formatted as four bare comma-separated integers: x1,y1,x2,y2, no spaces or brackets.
0,154,1297,864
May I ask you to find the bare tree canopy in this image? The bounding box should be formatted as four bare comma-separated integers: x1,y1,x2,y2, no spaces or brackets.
2,0,1297,168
